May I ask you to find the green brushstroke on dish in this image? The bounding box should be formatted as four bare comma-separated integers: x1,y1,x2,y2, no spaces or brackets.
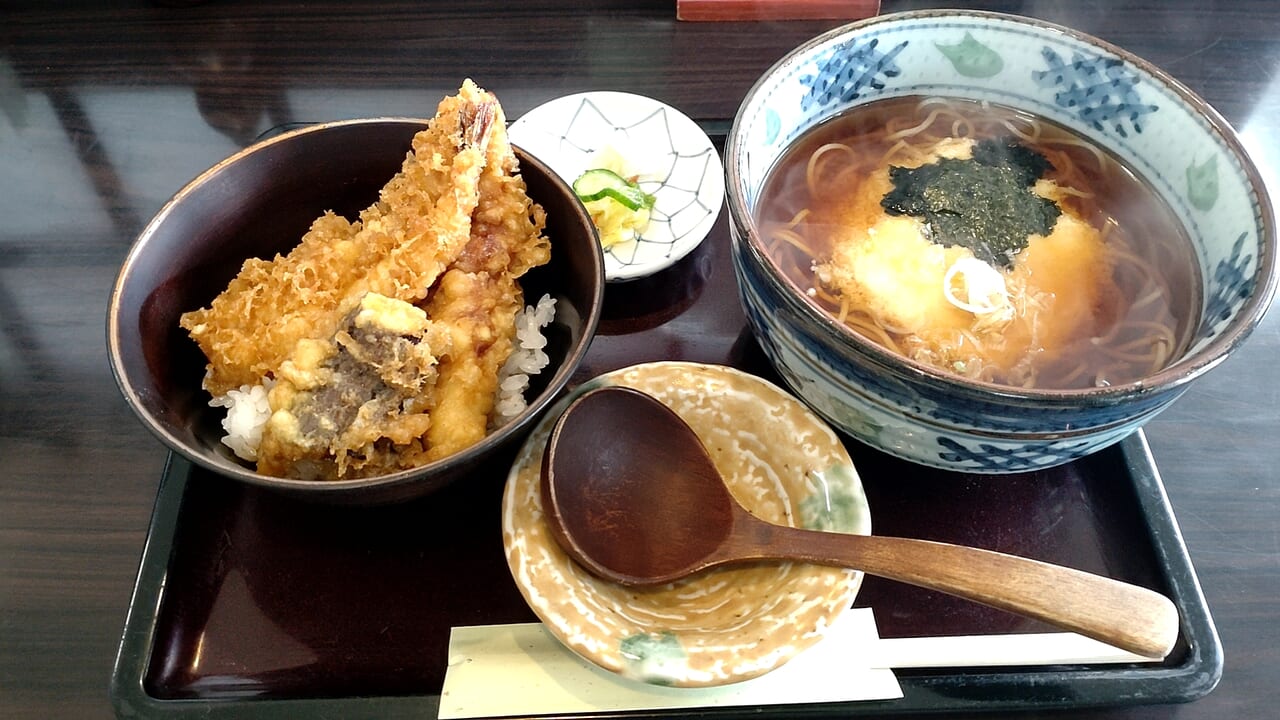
832,403,884,444
1187,155,1219,211
620,630,685,685
936,33,1004,78
765,108,781,145
800,464,863,531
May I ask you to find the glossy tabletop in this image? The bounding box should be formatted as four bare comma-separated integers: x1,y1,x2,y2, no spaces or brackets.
3,1,1278,718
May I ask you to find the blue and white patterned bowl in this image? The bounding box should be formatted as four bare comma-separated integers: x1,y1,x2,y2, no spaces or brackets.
725,10,1276,473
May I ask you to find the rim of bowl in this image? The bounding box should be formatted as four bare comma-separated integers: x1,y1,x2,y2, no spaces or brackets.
725,9,1278,407
107,117,605,496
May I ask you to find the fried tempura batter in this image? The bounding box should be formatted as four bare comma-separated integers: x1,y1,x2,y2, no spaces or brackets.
181,79,498,396
422,95,551,461
180,80,553,480
257,293,450,479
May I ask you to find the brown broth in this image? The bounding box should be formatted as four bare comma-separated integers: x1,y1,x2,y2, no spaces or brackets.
755,96,1201,390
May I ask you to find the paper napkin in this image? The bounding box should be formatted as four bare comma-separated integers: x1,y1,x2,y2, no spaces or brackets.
439,607,902,718
439,608,1158,718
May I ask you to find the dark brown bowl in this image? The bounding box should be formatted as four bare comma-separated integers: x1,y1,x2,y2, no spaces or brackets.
108,118,604,504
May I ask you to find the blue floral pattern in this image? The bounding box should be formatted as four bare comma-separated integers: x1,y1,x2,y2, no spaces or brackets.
1032,48,1158,137
1202,232,1256,334
799,39,907,112
732,239,1166,472
936,437,1095,472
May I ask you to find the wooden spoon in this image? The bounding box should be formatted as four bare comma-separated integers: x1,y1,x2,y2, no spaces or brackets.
540,385,1180,659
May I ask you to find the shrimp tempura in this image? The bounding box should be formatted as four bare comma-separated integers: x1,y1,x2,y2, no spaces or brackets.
181,79,498,395
422,90,551,461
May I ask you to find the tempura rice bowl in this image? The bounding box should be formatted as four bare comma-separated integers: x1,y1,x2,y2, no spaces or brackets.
108,118,604,503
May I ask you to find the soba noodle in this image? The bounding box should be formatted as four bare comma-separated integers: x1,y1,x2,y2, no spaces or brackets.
757,97,1197,390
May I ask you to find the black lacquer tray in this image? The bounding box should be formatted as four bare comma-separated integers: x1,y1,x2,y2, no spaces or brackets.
110,131,1222,717
109,429,1222,718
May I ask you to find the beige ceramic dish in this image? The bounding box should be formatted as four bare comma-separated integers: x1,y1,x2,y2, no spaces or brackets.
502,361,871,687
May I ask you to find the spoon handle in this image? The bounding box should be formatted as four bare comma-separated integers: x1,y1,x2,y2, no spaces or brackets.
739,523,1180,659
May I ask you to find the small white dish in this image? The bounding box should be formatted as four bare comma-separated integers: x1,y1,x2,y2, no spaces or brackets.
510,92,725,282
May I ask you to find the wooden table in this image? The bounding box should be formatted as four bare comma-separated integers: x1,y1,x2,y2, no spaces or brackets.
3,0,1277,717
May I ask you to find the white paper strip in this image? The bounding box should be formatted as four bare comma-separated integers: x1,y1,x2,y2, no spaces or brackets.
439,608,903,719
871,631,1157,668
439,609,1161,719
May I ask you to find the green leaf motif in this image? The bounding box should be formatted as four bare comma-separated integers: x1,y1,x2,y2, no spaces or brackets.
1187,155,1219,211
800,464,863,532
828,401,882,443
620,631,686,685
936,32,1004,78
765,108,781,145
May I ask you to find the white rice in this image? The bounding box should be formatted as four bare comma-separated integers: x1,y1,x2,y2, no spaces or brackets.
492,293,557,426
211,380,273,462
212,294,557,461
